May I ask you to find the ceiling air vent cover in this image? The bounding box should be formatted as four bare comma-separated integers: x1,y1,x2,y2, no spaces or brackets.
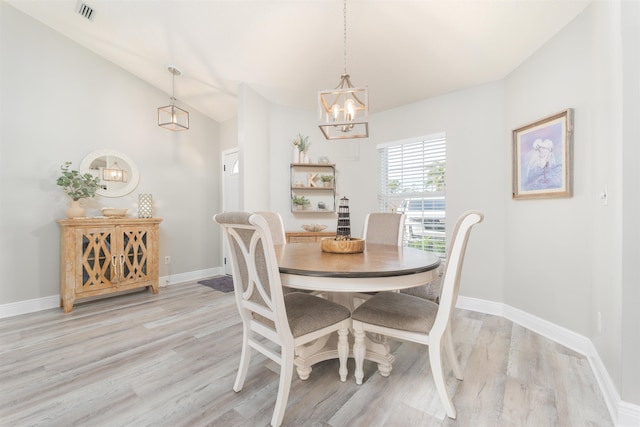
75,1,95,21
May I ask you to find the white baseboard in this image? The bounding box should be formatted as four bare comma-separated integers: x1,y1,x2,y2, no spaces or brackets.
0,267,225,319
159,267,223,287
457,295,640,427
0,295,60,318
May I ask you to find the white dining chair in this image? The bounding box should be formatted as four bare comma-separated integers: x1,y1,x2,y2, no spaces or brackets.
351,210,483,419
214,211,351,427
354,212,407,305
362,212,406,245
254,211,286,246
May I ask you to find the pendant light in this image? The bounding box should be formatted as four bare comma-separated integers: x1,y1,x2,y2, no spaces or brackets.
158,65,189,131
318,0,369,140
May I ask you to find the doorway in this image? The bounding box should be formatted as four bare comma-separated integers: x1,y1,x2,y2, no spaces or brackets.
222,148,240,275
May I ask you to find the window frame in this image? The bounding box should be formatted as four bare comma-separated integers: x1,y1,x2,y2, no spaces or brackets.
377,132,447,256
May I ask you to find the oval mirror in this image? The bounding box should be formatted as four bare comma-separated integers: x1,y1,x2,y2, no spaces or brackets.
79,150,140,198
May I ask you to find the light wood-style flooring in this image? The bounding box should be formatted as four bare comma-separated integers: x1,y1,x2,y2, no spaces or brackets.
0,281,613,426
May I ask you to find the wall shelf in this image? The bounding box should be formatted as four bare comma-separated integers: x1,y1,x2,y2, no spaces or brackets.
290,163,336,213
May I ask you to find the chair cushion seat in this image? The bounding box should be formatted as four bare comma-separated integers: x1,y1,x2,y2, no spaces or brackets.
285,292,351,338
351,291,439,334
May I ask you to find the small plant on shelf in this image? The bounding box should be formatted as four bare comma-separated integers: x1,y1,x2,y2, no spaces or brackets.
292,133,310,153
292,195,311,209
320,174,334,186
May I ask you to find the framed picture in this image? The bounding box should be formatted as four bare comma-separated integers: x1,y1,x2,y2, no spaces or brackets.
512,109,573,199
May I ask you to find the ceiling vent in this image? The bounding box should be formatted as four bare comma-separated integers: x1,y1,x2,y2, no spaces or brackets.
75,1,95,21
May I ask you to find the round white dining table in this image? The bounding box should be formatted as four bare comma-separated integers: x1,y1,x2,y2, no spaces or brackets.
274,241,441,380
275,242,441,292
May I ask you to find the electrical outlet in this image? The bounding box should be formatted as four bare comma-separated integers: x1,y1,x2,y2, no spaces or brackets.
164,256,171,265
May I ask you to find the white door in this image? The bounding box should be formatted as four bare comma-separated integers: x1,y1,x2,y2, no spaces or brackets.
222,149,240,274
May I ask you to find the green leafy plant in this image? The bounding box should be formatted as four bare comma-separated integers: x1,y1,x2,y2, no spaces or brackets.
320,174,334,183
56,162,101,201
292,133,310,152
292,195,310,206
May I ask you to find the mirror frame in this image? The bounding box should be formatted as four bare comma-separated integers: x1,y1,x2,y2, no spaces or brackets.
79,149,140,198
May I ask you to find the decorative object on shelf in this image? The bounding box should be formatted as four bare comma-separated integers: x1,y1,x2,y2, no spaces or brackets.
158,65,189,131
307,172,319,187
336,196,351,238
101,207,128,218
292,133,311,163
301,224,327,232
317,201,327,210
320,174,334,187
65,201,85,219
318,156,331,164
318,0,368,140
292,195,311,210
57,161,101,218
138,193,153,218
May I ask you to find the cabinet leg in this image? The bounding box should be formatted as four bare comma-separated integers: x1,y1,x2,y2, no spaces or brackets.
61,296,74,313
151,284,159,294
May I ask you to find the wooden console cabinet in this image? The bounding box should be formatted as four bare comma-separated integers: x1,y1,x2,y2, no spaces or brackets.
57,217,162,312
285,231,335,243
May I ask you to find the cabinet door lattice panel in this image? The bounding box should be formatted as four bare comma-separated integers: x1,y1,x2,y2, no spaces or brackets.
59,218,162,312
121,228,149,283
80,229,115,292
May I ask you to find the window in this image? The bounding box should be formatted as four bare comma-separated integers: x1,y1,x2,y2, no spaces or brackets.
377,133,446,255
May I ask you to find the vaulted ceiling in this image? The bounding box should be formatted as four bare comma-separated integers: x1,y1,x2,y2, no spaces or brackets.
6,0,590,123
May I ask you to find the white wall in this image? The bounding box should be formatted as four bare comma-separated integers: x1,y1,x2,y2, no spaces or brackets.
504,2,597,337
237,85,270,212
504,2,640,407
620,0,640,406
0,3,221,304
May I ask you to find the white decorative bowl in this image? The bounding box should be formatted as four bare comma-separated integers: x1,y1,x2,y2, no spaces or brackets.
101,207,128,218
301,224,327,232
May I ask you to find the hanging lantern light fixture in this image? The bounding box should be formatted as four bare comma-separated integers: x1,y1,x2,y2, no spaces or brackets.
318,0,368,140
102,161,128,182
158,65,189,131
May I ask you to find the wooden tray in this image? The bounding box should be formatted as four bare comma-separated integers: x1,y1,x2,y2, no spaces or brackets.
321,237,365,253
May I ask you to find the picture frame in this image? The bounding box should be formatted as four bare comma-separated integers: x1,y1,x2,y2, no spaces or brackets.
512,109,573,199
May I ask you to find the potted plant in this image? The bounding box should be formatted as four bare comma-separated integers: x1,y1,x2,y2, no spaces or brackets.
320,174,334,187
57,161,101,218
292,133,311,163
292,195,311,210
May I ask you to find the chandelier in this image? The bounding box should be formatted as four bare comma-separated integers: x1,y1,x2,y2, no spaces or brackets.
158,65,189,131
318,0,369,140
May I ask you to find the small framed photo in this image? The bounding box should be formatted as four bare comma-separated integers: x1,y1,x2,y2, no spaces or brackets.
512,109,574,199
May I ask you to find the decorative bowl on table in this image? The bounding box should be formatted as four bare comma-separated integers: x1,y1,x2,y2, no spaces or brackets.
321,237,365,253
301,224,327,232
101,207,128,218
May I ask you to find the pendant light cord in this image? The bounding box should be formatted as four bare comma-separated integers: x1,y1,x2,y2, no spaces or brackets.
171,69,176,105
343,0,348,76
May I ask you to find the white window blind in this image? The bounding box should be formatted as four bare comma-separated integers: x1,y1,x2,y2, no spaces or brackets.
377,133,446,255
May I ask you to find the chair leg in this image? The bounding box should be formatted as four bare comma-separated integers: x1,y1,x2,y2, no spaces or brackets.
337,327,349,382
429,340,457,419
233,327,252,392
445,327,463,380
353,323,366,385
271,347,294,427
